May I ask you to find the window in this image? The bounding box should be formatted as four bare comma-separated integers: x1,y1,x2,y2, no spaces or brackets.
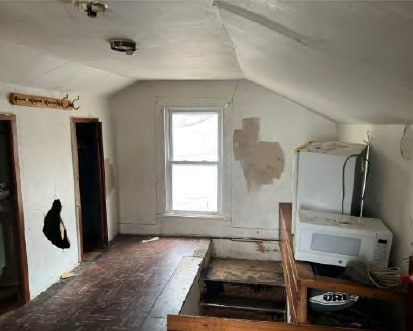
165,108,222,213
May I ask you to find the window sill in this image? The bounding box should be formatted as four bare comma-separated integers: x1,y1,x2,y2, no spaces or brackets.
157,212,230,222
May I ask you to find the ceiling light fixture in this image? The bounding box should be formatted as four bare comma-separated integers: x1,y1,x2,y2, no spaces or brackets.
109,39,137,55
74,1,108,18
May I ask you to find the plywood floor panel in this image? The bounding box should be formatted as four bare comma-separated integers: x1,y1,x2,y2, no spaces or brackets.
204,258,285,286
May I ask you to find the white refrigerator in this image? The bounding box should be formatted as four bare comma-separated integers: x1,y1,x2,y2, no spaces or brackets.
292,141,367,233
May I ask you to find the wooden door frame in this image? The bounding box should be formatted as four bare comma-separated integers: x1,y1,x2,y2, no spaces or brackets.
0,113,30,302
408,256,413,331
71,117,108,261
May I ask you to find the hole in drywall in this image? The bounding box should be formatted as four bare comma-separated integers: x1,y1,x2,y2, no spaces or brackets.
43,199,70,249
233,117,285,191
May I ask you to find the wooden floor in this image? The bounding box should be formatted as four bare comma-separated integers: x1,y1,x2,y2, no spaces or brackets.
0,236,205,331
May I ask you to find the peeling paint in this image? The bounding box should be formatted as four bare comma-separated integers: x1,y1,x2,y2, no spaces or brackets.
234,118,284,191
104,158,116,195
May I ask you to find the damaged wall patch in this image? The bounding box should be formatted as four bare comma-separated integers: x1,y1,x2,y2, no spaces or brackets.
234,117,284,191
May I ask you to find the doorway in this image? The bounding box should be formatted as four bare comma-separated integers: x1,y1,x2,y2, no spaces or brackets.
71,118,108,261
0,114,29,315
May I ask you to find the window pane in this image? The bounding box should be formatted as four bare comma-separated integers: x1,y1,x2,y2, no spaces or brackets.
171,112,218,161
172,164,218,212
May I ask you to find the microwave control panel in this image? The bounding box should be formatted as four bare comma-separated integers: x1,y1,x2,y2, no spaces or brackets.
372,238,391,267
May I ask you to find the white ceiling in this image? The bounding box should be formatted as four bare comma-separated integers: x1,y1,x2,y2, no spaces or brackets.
0,0,241,80
0,0,413,123
0,39,134,95
218,0,413,123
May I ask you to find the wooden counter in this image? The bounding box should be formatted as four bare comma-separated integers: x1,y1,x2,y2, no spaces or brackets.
279,203,406,324
167,315,360,331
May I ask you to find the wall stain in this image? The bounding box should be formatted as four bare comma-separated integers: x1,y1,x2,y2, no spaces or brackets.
256,241,266,253
234,118,285,191
255,241,278,253
105,159,116,195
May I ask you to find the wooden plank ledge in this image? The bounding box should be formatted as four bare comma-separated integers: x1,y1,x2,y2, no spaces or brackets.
299,274,404,301
167,315,363,331
204,258,284,286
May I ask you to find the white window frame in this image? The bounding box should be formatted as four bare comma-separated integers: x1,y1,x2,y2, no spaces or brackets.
165,107,223,215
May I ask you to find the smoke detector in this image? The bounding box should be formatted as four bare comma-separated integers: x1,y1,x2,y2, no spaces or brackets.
109,39,137,55
74,1,108,18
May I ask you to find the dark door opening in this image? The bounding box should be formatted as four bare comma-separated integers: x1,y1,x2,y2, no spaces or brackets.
73,119,108,259
0,115,29,315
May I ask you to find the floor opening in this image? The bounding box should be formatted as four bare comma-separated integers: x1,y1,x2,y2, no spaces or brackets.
200,257,287,322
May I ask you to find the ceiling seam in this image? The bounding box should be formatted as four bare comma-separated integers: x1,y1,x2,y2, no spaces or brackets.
214,1,333,123
213,0,246,80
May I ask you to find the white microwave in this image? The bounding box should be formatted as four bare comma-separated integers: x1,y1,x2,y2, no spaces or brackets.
294,209,393,269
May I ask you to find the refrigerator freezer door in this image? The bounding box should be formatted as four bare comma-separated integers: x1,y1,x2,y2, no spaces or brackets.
296,152,356,214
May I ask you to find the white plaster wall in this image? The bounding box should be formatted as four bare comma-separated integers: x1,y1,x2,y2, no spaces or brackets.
338,124,413,272
0,82,118,298
212,239,280,261
111,80,336,241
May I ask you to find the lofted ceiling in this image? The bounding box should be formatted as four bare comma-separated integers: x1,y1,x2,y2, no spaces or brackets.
0,0,413,123
218,0,413,123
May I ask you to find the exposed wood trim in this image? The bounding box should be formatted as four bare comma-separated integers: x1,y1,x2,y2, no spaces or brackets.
299,276,404,301
10,119,30,302
0,113,16,121
167,315,359,331
0,114,30,302
71,117,99,124
96,122,108,246
408,257,413,331
280,242,297,323
298,287,307,324
131,234,279,242
71,118,84,262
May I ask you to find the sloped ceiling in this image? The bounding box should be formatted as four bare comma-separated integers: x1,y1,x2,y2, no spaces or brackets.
217,1,413,123
0,39,133,95
0,0,413,123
